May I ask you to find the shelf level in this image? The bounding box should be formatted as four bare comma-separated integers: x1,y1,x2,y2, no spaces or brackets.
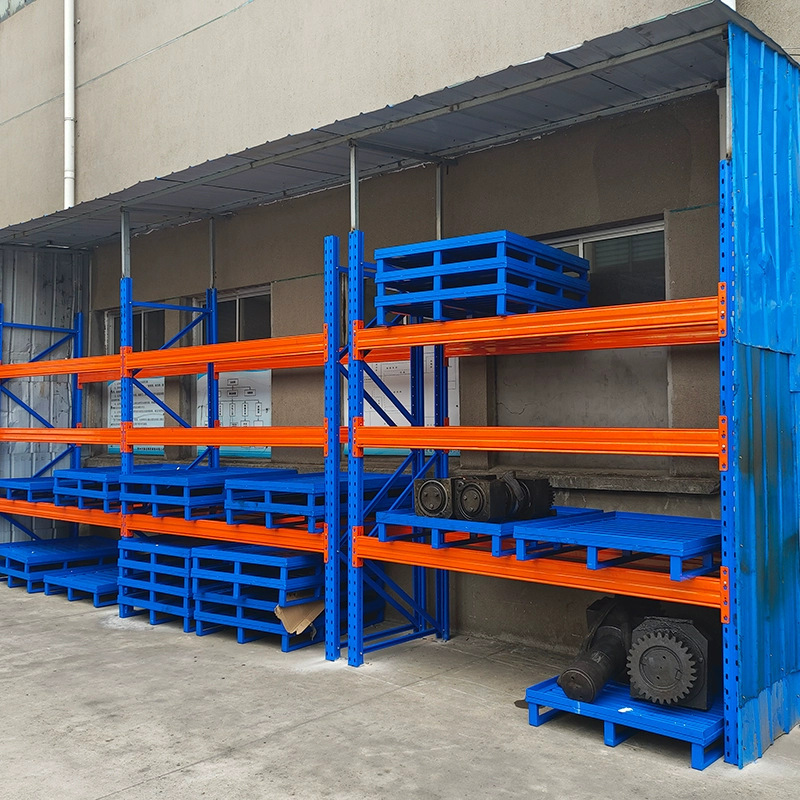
354,295,721,359
0,354,120,380
0,428,120,445
354,424,722,459
354,534,724,610
0,499,325,553
124,332,326,375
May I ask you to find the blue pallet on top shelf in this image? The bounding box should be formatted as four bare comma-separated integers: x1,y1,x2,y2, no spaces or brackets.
224,471,410,532
375,506,600,557
526,677,724,771
43,565,119,607
117,536,197,632
374,230,590,323
0,536,118,592
514,511,721,580
0,476,56,503
53,465,178,513
120,466,296,520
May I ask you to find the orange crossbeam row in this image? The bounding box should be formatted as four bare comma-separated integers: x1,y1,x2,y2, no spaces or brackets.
354,536,723,609
0,427,120,445
125,333,325,374
0,499,123,528
355,425,720,458
355,296,720,359
126,426,326,447
0,354,120,380
127,517,326,553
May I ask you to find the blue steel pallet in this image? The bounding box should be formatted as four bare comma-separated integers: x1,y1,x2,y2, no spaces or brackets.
514,511,721,580
118,586,195,632
53,465,178,513
0,476,56,502
191,544,323,606
375,506,600,556
120,466,294,519
118,536,196,631
193,597,324,649
194,587,385,650
224,471,410,532
374,230,590,322
0,536,118,592
526,677,724,771
43,565,119,607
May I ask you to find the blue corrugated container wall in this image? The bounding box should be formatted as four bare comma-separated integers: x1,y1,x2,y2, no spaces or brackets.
729,23,800,766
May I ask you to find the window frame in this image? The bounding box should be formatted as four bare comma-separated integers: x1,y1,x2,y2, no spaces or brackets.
198,285,272,345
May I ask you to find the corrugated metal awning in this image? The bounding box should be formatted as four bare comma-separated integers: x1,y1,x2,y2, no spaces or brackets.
0,0,789,250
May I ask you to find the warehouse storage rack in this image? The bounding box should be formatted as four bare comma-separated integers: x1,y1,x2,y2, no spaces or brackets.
0,238,348,658
344,218,731,744
0,305,85,540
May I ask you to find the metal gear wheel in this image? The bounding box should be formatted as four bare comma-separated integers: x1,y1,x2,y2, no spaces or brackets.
627,630,698,705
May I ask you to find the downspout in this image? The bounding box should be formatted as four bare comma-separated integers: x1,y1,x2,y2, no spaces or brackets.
64,0,75,208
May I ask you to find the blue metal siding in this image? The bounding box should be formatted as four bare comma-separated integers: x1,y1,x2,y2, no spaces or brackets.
729,24,800,765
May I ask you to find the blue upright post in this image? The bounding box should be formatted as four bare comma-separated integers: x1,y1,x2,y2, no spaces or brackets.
409,322,427,633
718,158,738,764
120,276,134,474
433,343,450,640
323,235,342,660
205,288,220,469
70,312,84,469
347,230,366,666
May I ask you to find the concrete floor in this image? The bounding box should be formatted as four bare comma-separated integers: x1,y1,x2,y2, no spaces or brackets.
1,591,799,800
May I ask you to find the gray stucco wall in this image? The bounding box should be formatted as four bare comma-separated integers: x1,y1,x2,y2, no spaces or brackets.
90,92,721,652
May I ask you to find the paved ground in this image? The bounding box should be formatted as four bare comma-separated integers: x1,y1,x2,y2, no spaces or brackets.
0,589,797,799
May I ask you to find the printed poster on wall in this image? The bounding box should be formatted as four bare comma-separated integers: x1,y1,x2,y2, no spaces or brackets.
196,371,272,457
107,377,165,454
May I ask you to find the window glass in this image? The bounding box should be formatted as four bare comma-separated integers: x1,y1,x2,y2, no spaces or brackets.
143,310,165,350
217,300,237,344
239,294,271,341
584,231,665,307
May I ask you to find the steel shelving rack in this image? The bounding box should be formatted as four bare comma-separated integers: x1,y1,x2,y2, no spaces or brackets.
0,238,347,658
344,225,732,751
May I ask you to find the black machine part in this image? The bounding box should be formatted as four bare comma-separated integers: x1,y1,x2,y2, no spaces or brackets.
453,472,554,523
628,617,712,710
413,477,454,518
558,597,636,703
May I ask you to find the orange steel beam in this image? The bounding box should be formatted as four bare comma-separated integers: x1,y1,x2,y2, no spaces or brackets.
355,296,720,358
127,516,326,553
127,426,327,447
0,354,120,379
354,425,720,458
0,427,120,445
354,535,723,609
0,499,123,528
125,333,325,374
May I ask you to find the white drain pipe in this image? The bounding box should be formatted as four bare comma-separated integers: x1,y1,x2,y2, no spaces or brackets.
64,0,75,208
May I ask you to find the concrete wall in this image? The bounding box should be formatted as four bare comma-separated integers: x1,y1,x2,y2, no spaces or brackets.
91,92,721,651
2,0,706,228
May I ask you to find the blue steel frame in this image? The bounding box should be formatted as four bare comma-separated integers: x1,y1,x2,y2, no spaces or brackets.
323,234,342,659
119,278,219,473
346,230,449,667
0,303,84,540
